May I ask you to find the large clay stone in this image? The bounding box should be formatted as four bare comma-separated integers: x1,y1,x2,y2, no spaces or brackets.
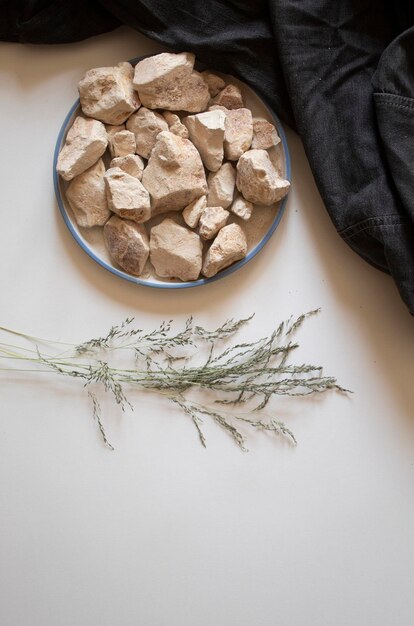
202,223,247,278
66,159,110,228
251,119,281,150
57,116,108,181
199,206,229,240
207,162,236,209
163,112,189,138
212,84,244,110
133,52,210,112
104,215,149,276
236,149,290,205
110,154,144,180
182,196,207,229
150,218,202,281
184,109,226,172
78,62,140,125
201,71,226,97
142,131,207,215
108,130,136,158
223,108,253,160
126,107,168,159
104,167,151,223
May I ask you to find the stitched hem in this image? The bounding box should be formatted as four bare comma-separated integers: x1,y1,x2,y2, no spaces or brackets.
374,92,414,112
339,214,409,240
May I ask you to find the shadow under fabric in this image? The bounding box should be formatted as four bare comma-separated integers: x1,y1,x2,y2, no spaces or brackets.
2,0,413,314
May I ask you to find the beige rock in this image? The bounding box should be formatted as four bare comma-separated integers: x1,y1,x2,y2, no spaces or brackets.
182,195,207,229
236,149,290,205
199,206,229,240
209,104,229,113
184,109,226,172
105,124,125,140
202,71,226,97
66,159,110,228
150,218,202,281
163,112,189,138
207,162,236,208
212,84,244,110
223,108,253,160
251,119,281,150
230,193,253,221
104,167,151,223
109,130,136,158
104,215,149,276
142,131,207,214
57,116,108,181
78,62,140,125
202,223,247,278
110,154,144,180
126,107,168,159
133,52,210,112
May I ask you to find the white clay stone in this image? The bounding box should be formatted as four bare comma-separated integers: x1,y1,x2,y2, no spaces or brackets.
109,130,136,158
202,223,247,277
126,107,168,159
163,112,189,138
104,215,149,276
110,154,144,180
142,131,207,215
212,84,244,110
236,149,290,205
223,108,253,160
199,206,229,240
57,116,108,181
207,162,236,208
104,167,151,223
182,196,207,228
251,118,281,150
133,52,210,112
202,71,226,97
184,109,226,172
78,62,140,125
230,193,253,220
150,218,202,281
66,159,110,228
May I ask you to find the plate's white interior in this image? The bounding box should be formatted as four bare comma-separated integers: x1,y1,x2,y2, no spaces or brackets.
57,73,288,286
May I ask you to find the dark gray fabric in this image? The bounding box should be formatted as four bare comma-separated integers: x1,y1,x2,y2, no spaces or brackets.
1,0,413,313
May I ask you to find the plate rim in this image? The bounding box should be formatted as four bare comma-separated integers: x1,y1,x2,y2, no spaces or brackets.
53,57,291,290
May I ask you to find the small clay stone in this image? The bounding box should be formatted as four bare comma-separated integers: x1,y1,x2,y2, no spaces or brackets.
150,218,202,281
199,206,229,240
104,167,151,223
163,112,189,138
207,162,236,209
126,107,168,159
223,108,253,160
202,71,226,97
66,159,110,228
104,215,149,276
57,116,108,181
251,119,281,150
108,130,136,158
110,154,144,180
236,149,290,205
184,109,226,172
202,223,247,278
212,84,244,110
182,196,207,229
230,194,253,220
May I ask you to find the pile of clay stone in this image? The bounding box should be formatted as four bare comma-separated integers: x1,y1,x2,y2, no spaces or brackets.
57,52,290,281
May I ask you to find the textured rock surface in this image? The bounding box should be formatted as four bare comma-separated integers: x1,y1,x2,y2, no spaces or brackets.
66,159,110,228
184,110,226,172
108,130,136,158
142,131,207,214
163,112,189,138
126,107,168,159
110,154,144,180
104,167,151,223
202,71,226,97
207,162,236,208
78,62,140,125
199,206,229,240
251,119,281,150
104,215,149,276
133,52,210,112
105,124,125,141
150,218,202,281
212,84,244,110
236,149,290,205
182,196,207,228
224,108,253,160
230,194,253,220
57,116,108,181
202,223,247,277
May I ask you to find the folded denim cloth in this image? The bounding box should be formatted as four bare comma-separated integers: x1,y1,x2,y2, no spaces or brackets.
2,0,413,313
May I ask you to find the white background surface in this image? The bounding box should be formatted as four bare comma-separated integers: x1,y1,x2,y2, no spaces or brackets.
1,27,414,626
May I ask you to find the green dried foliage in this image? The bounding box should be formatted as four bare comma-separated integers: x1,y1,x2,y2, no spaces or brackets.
0,311,348,450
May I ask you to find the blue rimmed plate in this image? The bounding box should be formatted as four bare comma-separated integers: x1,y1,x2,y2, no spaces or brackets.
53,57,291,289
